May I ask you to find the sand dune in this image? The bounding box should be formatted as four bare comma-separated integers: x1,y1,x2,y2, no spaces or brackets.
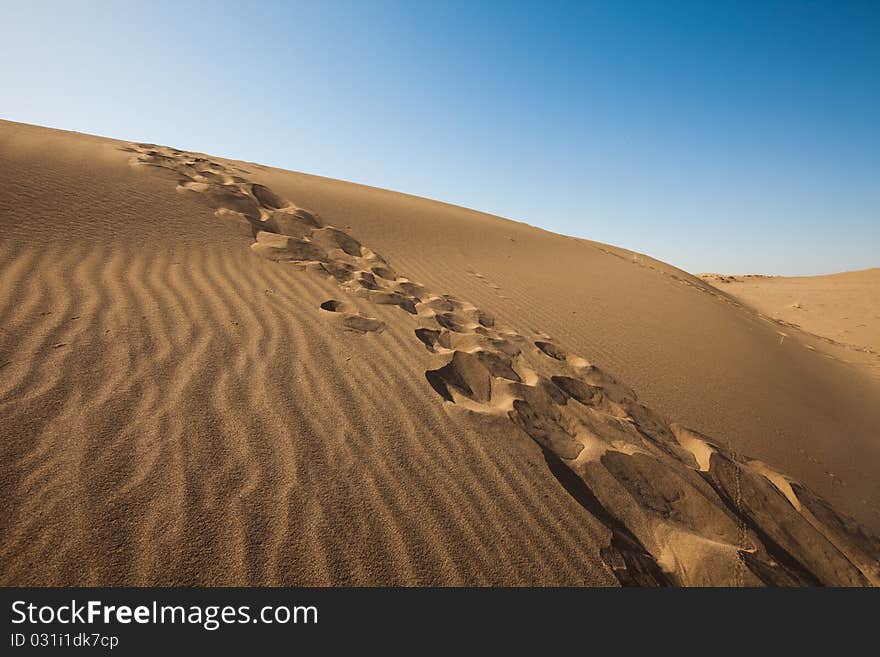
1,120,878,585
700,271,880,378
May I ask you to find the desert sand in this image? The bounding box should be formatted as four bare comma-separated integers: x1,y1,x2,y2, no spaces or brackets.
1,120,878,586
700,271,880,379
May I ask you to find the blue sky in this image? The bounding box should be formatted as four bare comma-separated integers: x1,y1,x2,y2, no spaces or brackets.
2,1,878,275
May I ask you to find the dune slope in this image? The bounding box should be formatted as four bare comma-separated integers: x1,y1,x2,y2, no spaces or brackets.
1,120,878,585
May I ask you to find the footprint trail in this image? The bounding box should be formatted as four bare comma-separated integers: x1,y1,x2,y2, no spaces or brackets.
126,143,880,587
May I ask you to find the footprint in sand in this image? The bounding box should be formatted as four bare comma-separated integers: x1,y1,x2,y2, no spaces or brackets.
467,269,503,291
319,299,385,334
534,340,567,361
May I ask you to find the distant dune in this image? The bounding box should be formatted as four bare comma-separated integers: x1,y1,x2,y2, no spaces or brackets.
1,120,878,586
700,270,880,377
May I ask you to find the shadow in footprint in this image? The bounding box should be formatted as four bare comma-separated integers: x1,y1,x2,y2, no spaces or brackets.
415,328,442,352
320,299,346,312
320,299,384,333
252,183,286,209
425,351,491,403
540,448,673,587
535,340,567,361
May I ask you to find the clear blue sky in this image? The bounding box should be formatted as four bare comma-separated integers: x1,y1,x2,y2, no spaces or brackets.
2,1,878,275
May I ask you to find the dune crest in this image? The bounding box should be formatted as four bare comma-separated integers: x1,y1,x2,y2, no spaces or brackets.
124,143,880,586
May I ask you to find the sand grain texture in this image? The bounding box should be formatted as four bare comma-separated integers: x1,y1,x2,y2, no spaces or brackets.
1,120,878,586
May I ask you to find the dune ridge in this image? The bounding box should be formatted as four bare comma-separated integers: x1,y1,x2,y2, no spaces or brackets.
120,142,879,586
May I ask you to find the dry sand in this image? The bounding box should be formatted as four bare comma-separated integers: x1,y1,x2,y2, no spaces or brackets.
700,271,880,378
1,120,878,586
